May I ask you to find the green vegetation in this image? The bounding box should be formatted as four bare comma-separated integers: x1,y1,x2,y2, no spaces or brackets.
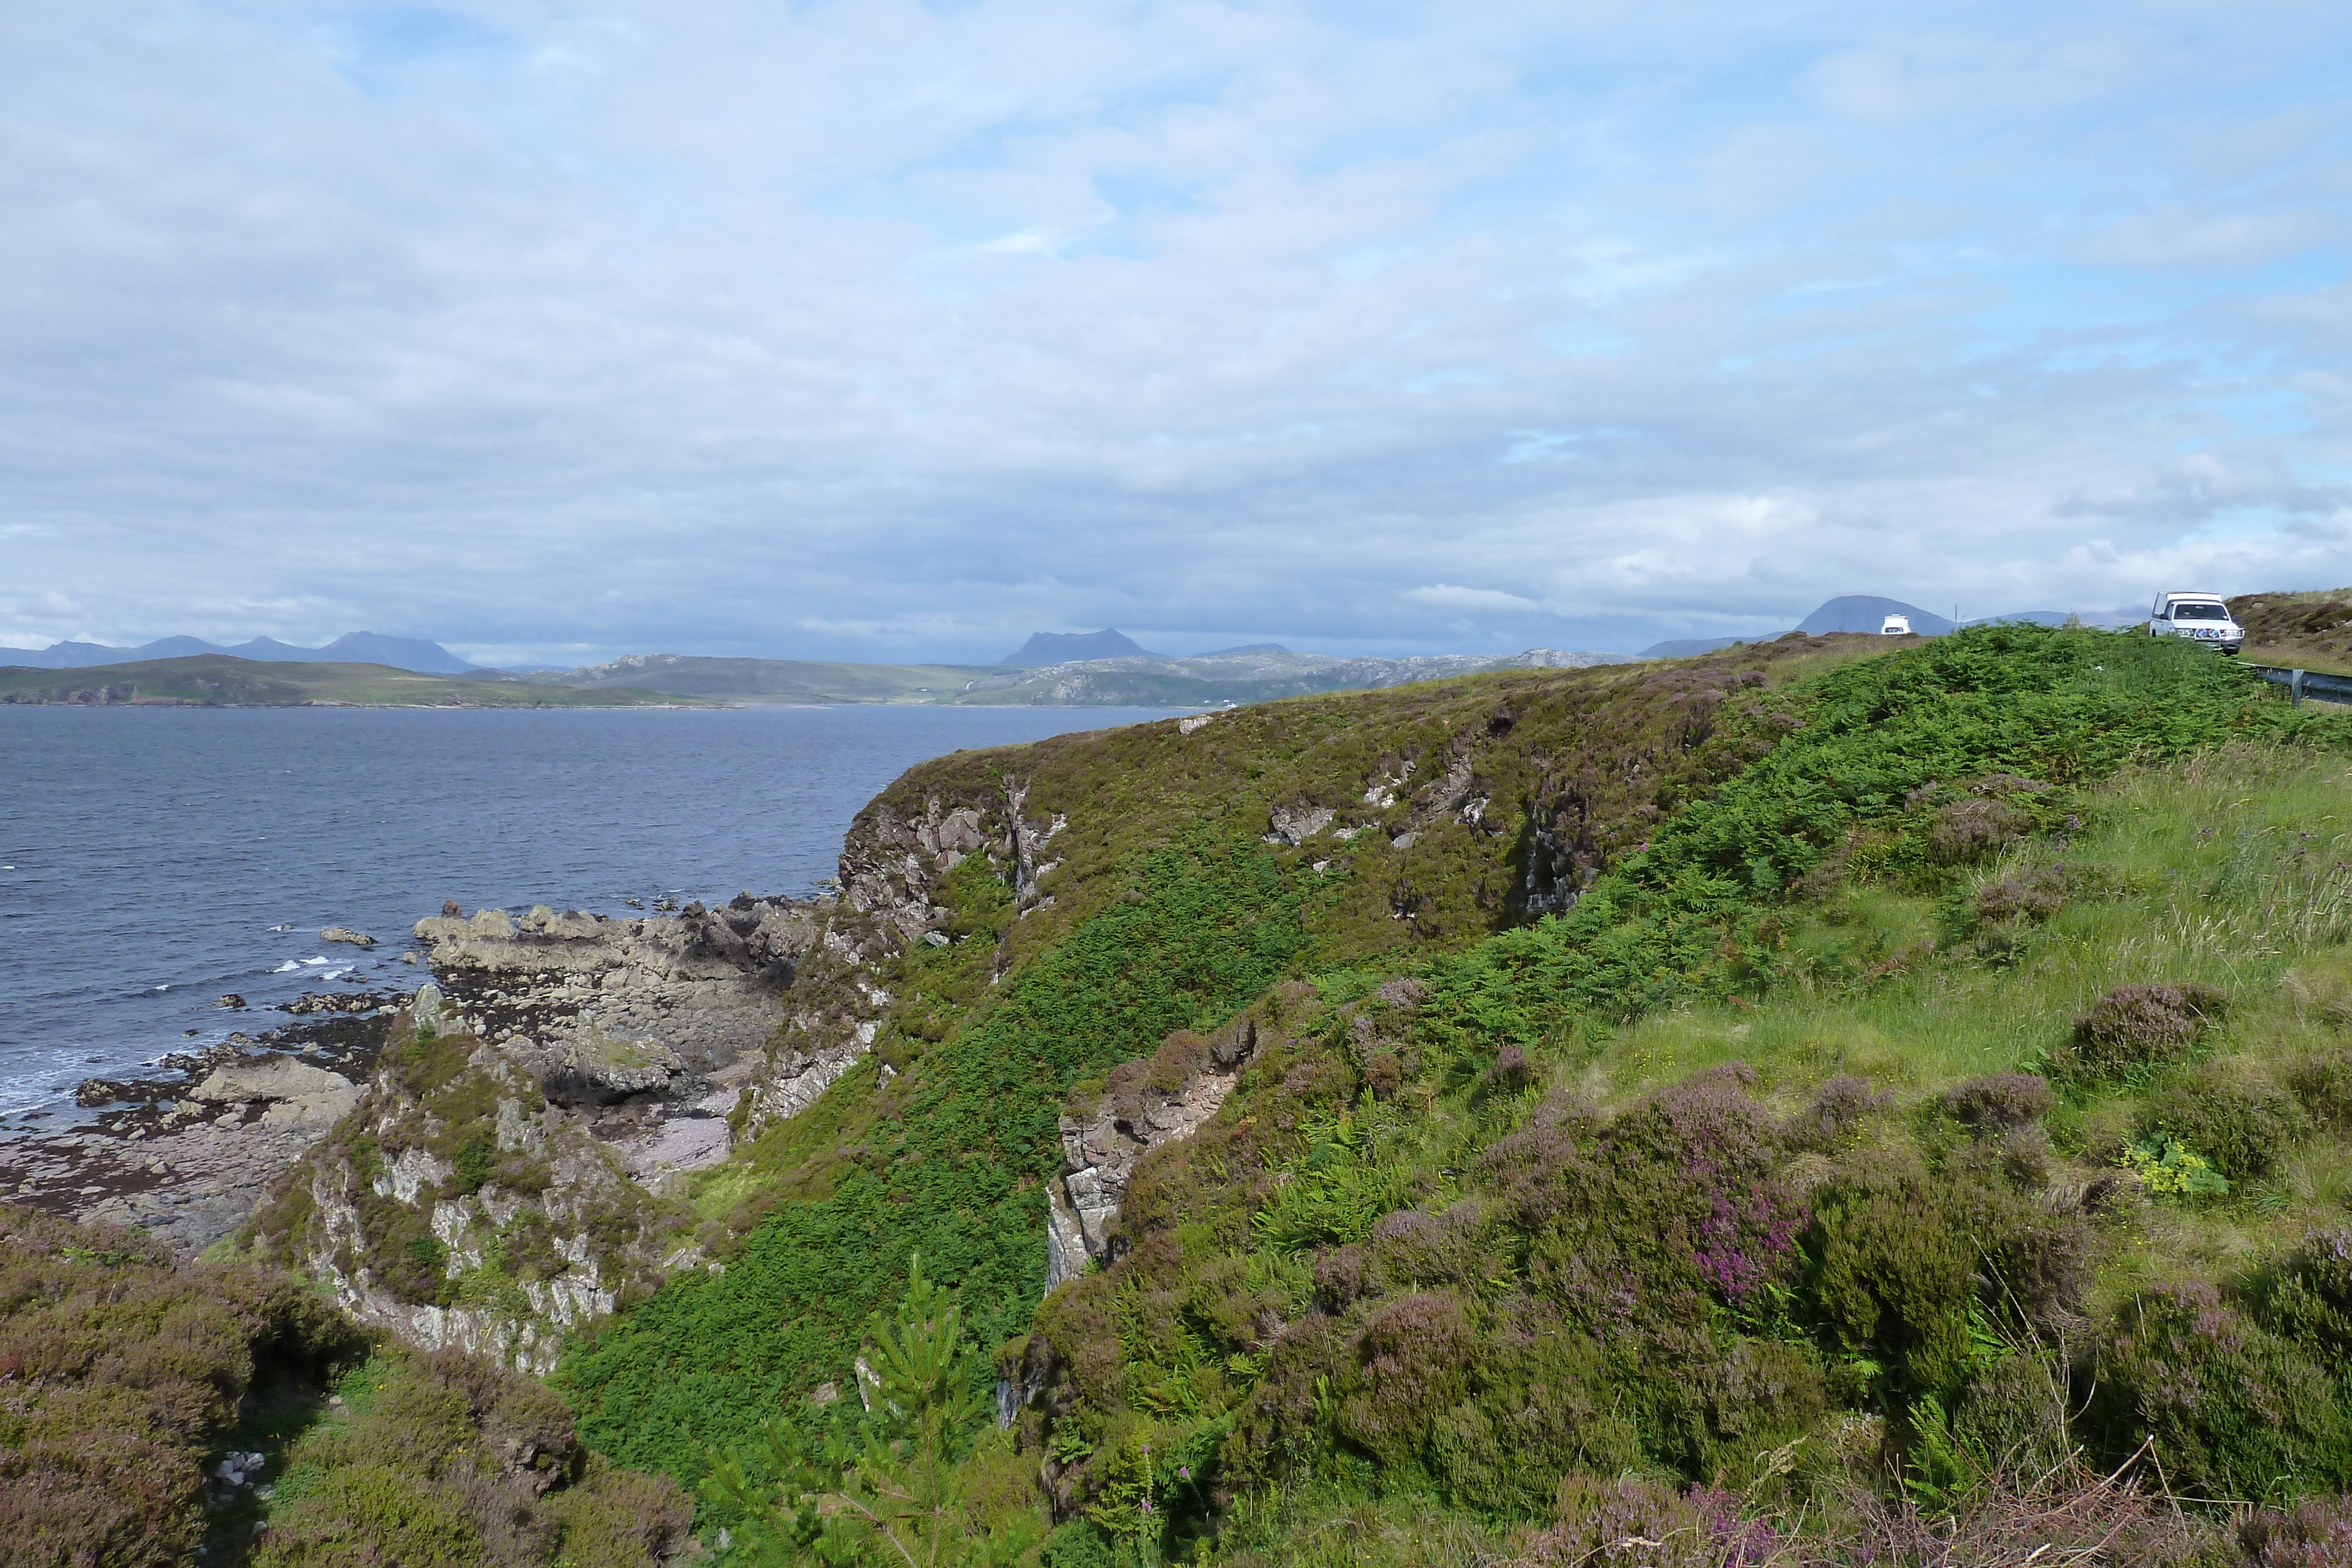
616,626,2352,1566
704,1261,1040,1567
0,1203,690,1566
39,623,2352,1568
242,1009,682,1361
253,1346,690,1567
0,653,690,706
0,1203,362,1566
564,833,1318,1469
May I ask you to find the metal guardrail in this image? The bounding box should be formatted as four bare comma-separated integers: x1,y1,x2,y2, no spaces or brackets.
2250,664,2352,705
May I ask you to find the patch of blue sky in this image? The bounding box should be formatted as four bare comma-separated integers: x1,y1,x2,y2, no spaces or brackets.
1540,319,1635,356
319,6,516,99
1959,249,2347,355
1091,168,1204,222
1401,370,1501,396
1503,427,1642,464
2191,505,2308,544
2193,387,2315,439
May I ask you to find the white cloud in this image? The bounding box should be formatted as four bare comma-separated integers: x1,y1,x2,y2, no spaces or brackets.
1402,584,1545,613
0,0,2347,658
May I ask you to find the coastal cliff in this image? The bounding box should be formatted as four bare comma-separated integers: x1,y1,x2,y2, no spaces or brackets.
36,626,2352,1566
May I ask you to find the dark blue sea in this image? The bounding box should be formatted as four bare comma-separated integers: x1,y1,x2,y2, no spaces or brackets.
0,705,1183,1126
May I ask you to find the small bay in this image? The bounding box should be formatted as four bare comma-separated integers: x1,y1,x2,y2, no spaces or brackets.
0,704,1182,1123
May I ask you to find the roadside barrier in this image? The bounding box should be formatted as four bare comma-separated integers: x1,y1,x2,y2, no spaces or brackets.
2250,664,2352,704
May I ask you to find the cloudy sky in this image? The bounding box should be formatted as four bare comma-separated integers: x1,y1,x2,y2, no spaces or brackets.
3,1,2348,664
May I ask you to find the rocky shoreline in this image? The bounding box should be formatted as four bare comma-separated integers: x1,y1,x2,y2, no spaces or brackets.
0,888,846,1260
0,993,403,1253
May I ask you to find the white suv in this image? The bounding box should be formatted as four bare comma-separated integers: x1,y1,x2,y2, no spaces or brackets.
2149,592,2244,654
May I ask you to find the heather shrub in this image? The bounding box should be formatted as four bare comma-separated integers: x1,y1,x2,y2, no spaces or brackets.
1366,1201,1489,1293
2239,1495,2352,1567
1931,797,2029,862
1952,1350,2073,1480
1474,1093,1608,1226
1946,1179,2092,1337
1312,1245,1368,1313
1486,1043,1531,1093
1944,1072,2056,1132
1808,1156,1975,1395
1332,1293,1472,1465
2137,1065,2312,1181
1783,1074,1893,1151
1526,1475,1776,1567
1222,1313,1338,1482
258,1348,690,1567
2288,1050,2352,1125
0,1204,367,1568
2263,1226,2352,1355
1974,867,2070,923
1688,1338,1829,1473
2060,984,2226,1073
2092,1283,2352,1500
1427,1314,1640,1517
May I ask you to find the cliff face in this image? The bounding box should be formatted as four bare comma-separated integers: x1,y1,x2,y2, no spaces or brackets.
834,636,1854,972
244,890,917,1368
248,635,1875,1376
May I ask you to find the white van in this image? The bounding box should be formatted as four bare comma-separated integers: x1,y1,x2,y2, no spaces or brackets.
1880,613,1912,636
2148,592,2244,654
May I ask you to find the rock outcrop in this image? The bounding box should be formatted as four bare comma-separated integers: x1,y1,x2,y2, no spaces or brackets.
192,1055,361,1131
1046,1017,1261,1288
407,897,839,1135
245,885,919,1369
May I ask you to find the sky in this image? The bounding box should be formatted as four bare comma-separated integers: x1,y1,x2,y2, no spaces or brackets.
2,1,2348,665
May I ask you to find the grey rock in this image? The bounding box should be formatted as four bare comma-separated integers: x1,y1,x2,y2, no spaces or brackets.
322,926,377,947
191,1057,360,1129
1045,1017,1259,1289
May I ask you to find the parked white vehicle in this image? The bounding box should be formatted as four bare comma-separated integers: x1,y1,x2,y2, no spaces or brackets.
2148,591,2244,654
1880,613,1912,636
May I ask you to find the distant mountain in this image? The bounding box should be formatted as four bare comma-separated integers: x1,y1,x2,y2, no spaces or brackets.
998,629,1161,667
954,647,1633,706
0,654,685,708
505,646,1634,706
1641,637,1751,659
1198,643,1292,656
1797,596,1956,637
0,631,475,674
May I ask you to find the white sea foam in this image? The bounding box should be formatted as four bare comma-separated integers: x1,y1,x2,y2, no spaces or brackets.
274,960,301,972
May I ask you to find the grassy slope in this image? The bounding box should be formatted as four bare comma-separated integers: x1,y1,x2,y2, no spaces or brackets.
560,637,1887,1472
0,654,688,706
1000,628,2352,1560
618,624,2352,1568
2232,588,2352,676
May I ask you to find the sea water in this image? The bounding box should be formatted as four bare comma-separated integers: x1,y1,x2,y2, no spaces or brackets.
0,704,1183,1124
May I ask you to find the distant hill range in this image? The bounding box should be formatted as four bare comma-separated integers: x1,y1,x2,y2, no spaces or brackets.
0,631,475,674
0,656,684,708
493,644,1635,707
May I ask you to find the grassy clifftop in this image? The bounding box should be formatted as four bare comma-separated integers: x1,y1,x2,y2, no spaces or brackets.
566,626,2352,1568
